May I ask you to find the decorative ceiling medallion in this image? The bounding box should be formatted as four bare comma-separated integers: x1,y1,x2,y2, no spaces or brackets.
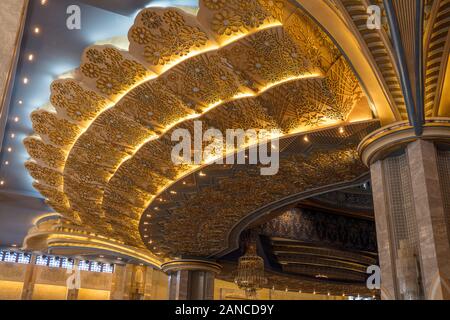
25,0,371,256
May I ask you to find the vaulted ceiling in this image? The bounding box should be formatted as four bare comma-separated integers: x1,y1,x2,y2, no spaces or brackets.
23,0,376,262
0,0,448,294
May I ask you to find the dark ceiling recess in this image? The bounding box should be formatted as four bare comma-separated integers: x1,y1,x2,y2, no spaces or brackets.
79,0,151,16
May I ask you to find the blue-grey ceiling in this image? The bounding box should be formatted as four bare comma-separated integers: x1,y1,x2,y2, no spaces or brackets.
0,0,198,248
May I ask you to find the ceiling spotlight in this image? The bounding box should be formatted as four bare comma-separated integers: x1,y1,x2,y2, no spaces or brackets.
10,133,15,139
303,135,309,142
199,172,206,177
7,147,12,153
14,117,19,122
28,54,34,62
33,27,40,34
339,127,345,134
18,100,23,105
23,77,29,84
0,181,4,186
117,257,122,260
170,190,177,194
4,161,9,165
182,181,186,185
40,0,47,5
99,255,104,258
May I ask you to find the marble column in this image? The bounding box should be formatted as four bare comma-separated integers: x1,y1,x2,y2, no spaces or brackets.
162,260,221,300
407,140,450,299
66,259,80,300
359,120,450,300
21,254,37,300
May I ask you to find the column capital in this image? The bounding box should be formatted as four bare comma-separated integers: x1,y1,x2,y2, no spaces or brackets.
161,259,222,274
358,118,450,166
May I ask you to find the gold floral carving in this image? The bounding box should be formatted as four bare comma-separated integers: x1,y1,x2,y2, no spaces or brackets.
31,111,80,148
24,1,370,253
24,137,66,169
50,79,109,124
80,46,150,99
130,8,213,73
143,147,367,257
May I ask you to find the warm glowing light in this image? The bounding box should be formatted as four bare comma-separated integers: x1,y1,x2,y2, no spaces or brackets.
28,54,34,61
169,191,177,194
14,117,19,123
41,0,48,5
11,244,17,247
33,27,40,34
199,172,206,177
18,100,23,105
23,77,29,84
10,133,15,138
339,127,345,134
0,181,4,186
4,161,9,165
7,147,12,153
303,135,309,142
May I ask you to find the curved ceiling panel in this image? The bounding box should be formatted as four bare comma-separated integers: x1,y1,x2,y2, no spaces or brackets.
139,121,380,258
24,0,373,257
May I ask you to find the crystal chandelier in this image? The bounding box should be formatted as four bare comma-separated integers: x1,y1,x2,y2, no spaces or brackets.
234,242,267,299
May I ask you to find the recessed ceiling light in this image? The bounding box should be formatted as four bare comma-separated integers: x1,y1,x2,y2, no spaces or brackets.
41,0,48,5
18,100,23,105
33,27,40,34
28,54,34,61
303,136,309,142
11,244,17,247
14,117,19,122
0,181,4,186
4,161,9,165
339,127,345,134
7,147,12,152
10,133,15,139
23,77,29,84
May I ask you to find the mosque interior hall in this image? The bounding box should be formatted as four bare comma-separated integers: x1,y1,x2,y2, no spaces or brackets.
0,0,449,301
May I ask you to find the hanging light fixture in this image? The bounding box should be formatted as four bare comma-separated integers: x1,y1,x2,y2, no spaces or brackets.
234,234,267,299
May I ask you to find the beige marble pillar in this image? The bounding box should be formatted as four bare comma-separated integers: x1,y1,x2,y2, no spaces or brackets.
162,260,221,300
110,264,127,300
370,161,398,300
407,140,450,299
359,120,450,300
20,254,37,300
0,0,27,146
66,259,80,300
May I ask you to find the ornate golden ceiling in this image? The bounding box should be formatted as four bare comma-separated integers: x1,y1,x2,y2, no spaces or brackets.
24,0,376,263
140,121,379,258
